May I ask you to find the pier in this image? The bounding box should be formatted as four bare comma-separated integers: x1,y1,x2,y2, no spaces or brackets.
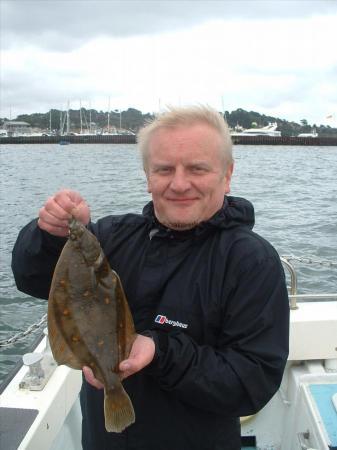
1,134,337,146
230,135,337,146
0,134,136,145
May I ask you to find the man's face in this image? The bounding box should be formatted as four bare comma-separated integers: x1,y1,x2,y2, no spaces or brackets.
146,123,233,230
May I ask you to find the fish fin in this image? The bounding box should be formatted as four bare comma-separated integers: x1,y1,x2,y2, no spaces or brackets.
114,272,136,361
48,306,83,369
104,385,135,433
48,251,83,370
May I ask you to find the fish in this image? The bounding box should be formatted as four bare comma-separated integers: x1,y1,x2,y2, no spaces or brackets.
48,217,136,432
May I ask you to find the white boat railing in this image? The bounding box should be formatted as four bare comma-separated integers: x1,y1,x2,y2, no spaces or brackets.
281,256,337,310
0,254,336,349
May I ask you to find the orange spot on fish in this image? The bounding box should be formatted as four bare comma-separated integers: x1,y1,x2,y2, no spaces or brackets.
104,297,110,304
59,279,66,286
90,362,95,368
71,335,80,342
63,308,70,316
83,291,90,297
98,340,104,346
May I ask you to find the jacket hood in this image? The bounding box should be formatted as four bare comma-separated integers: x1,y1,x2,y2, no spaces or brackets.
211,196,255,230
142,195,255,239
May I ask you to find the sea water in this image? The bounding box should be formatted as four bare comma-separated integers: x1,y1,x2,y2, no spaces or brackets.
0,143,336,384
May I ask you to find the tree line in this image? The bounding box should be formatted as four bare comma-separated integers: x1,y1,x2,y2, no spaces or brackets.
1,107,336,136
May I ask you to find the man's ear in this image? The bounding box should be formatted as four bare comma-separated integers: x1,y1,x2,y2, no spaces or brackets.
145,170,152,193
224,163,234,194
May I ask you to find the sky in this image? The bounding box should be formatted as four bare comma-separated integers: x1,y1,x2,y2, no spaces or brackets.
1,0,337,126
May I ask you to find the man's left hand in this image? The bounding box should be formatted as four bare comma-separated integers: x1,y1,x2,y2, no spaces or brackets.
119,334,155,380
82,334,155,388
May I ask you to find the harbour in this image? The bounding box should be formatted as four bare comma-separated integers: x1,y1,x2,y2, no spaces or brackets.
2,1,337,447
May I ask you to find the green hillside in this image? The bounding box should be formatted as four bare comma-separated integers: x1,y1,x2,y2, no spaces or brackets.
1,107,336,137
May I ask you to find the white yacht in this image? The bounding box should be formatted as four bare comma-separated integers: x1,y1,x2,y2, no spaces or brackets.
231,122,282,137
298,128,318,138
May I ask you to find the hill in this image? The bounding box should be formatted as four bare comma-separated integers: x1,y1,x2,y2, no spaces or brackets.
1,107,336,137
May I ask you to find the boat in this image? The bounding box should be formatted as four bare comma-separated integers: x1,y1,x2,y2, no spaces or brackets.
231,122,282,137
298,128,318,138
0,255,336,449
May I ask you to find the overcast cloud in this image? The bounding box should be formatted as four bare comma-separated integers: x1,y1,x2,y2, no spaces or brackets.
1,0,337,126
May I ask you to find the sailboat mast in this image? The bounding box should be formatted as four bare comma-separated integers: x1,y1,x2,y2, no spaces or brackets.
107,97,110,133
66,101,70,135
60,110,63,135
80,100,83,134
89,101,92,134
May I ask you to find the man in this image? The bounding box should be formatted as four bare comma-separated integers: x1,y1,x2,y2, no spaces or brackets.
12,105,289,450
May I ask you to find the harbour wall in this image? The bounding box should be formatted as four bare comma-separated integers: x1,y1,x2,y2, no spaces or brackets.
1,134,337,146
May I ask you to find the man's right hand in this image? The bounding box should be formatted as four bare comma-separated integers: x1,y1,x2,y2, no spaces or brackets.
38,189,90,237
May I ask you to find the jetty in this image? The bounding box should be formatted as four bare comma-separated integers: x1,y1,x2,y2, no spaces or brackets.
1,134,337,146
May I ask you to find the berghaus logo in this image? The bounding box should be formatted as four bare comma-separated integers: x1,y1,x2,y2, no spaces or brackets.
155,315,188,329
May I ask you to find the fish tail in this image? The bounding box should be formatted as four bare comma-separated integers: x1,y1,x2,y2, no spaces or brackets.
104,385,135,433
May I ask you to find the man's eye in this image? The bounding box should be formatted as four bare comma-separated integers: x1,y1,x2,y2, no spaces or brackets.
157,167,171,174
191,166,207,173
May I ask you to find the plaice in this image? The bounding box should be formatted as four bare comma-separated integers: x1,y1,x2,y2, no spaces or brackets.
48,217,136,432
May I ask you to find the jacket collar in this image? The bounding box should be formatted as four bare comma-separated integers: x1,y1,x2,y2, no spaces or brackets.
142,196,255,240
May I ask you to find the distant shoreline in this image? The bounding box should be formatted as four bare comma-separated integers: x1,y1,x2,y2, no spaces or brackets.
1,134,337,146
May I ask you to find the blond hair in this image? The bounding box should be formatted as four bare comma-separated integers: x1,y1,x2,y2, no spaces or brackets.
137,105,233,171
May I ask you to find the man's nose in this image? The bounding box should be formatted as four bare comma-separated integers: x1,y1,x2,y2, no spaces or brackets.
169,168,191,192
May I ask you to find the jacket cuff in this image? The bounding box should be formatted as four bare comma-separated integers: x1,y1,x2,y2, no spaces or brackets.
41,229,67,252
140,329,169,371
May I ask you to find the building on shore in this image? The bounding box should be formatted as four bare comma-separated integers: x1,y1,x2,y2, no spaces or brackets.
3,121,32,137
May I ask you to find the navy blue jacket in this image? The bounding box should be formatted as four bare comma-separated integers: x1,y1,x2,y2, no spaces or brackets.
12,196,289,450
